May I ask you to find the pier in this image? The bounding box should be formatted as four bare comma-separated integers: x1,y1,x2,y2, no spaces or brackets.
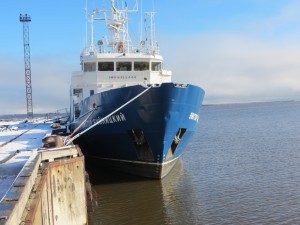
0,120,88,225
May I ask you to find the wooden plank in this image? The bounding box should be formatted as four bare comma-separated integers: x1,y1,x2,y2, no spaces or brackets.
40,146,78,162
49,156,87,225
1,154,41,225
23,165,48,225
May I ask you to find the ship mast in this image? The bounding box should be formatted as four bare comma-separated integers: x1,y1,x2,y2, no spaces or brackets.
84,0,88,55
83,0,137,54
84,0,164,55
88,13,96,54
108,0,124,53
106,0,139,53
144,11,158,55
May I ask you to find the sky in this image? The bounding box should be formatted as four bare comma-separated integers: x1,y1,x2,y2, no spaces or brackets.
1,0,300,115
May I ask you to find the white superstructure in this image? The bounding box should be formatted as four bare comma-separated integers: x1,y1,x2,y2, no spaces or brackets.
71,0,172,115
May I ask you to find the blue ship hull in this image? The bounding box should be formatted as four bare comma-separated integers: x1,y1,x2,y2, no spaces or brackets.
71,83,205,178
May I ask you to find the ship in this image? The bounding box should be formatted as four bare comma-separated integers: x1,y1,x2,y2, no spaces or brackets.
68,0,205,179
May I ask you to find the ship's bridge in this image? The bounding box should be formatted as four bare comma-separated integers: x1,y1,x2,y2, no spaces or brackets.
71,53,172,101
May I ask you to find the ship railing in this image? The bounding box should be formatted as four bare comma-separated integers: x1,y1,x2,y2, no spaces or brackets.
81,44,161,55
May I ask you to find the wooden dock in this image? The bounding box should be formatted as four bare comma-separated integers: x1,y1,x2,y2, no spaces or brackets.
0,121,88,225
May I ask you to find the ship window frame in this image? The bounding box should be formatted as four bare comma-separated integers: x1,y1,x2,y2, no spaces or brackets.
134,61,149,71
116,62,132,71
73,88,83,97
98,62,114,71
151,62,161,71
84,62,96,72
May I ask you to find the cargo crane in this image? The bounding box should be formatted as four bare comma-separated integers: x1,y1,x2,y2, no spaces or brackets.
20,14,33,119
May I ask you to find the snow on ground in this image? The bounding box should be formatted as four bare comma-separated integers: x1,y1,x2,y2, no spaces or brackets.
0,120,53,202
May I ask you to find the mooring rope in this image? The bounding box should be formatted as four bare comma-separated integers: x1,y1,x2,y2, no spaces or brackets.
64,107,97,144
65,85,153,146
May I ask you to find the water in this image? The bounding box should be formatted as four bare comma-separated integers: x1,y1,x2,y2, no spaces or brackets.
88,101,300,225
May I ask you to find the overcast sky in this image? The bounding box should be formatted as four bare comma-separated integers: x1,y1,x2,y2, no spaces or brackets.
0,0,300,115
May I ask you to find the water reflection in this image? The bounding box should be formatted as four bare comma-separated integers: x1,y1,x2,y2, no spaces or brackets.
160,160,204,225
87,160,202,225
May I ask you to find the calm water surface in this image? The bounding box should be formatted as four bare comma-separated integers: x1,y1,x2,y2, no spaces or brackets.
88,101,300,225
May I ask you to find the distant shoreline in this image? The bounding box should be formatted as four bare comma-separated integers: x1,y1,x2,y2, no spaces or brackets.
0,113,67,120
203,100,299,107
1,100,299,119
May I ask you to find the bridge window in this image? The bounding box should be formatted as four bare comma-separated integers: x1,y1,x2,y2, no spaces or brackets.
98,62,114,71
73,88,82,95
134,62,149,71
151,62,161,71
84,62,96,72
116,62,132,71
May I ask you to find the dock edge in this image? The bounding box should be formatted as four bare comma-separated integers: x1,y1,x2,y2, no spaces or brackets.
0,145,88,225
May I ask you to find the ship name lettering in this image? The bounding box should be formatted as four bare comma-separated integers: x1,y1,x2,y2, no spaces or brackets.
189,112,199,122
91,112,126,125
119,113,126,121
115,114,121,122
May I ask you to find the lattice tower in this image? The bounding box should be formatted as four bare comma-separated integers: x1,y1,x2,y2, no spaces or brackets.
19,14,33,119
